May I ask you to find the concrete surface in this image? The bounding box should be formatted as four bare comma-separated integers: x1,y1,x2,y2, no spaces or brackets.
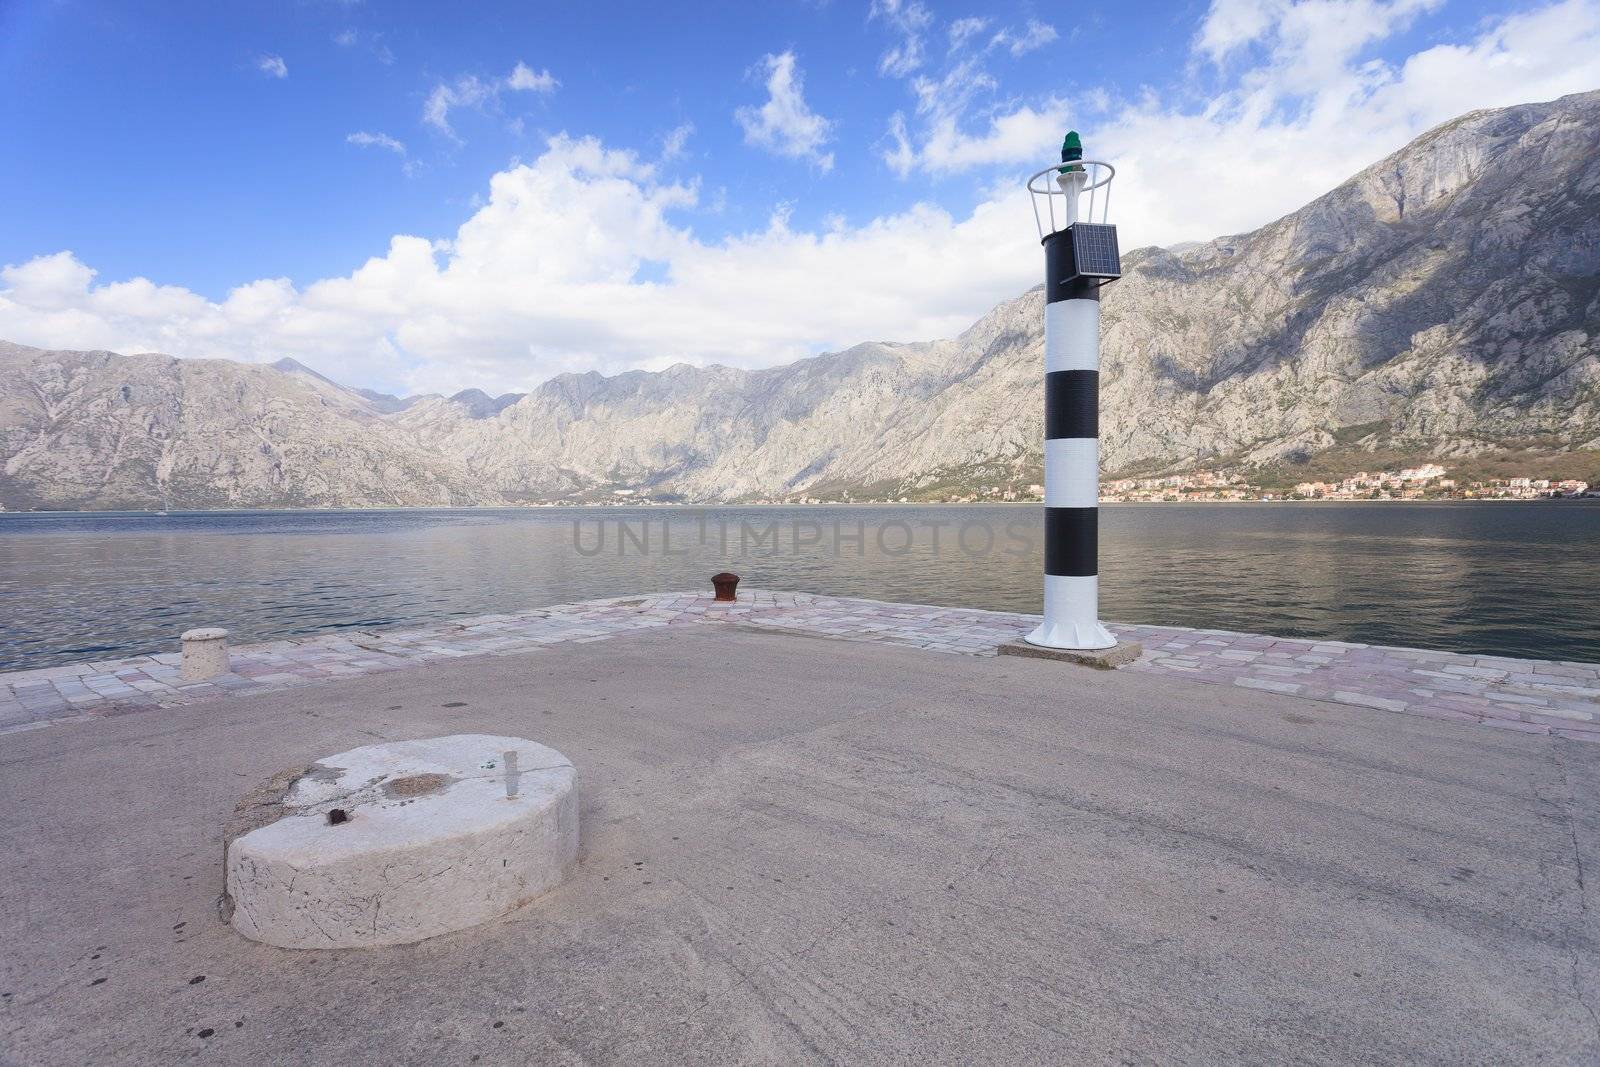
2,624,1598,1065
225,735,578,950
999,638,1144,669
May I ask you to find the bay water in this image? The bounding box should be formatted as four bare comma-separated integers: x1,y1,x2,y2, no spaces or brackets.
2,502,1597,671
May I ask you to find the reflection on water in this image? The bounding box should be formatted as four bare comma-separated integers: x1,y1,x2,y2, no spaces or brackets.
1,502,1597,670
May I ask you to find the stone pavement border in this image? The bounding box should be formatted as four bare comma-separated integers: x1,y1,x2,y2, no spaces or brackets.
3,589,1597,744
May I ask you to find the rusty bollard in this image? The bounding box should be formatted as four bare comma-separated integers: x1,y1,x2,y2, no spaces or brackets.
711,572,740,602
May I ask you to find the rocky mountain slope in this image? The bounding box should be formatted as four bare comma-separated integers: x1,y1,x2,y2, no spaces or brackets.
2,91,1596,509
1097,91,1600,478
0,344,491,509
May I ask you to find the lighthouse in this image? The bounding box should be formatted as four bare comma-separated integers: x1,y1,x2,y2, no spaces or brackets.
1023,133,1123,651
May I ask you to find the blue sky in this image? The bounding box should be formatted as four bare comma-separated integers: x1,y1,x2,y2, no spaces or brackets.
2,0,1597,394
1,0,1182,295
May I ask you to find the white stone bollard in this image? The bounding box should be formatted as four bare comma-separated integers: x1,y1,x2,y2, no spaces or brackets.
223,734,578,949
180,627,230,680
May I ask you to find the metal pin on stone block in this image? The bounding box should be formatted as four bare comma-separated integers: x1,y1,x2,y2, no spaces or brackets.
503,749,520,798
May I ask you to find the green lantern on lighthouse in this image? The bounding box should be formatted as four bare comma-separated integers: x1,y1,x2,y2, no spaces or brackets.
1058,130,1084,174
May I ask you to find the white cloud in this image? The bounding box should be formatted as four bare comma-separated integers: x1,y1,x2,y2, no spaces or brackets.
876,9,1065,175
886,101,1069,177
333,29,396,64
881,114,916,177
423,61,559,138
3,0,1598,399
1198,0,1442,91
1196,0,1279,59
735,52,835,171
870,0,934,76
885,0,1600,205
909,54,996,119
1100,0,1600,246
256,55,288,79
506,62,559,93
423,77,494,135
0,136,1030,395
947,17,989,49
993,18,1059,57
347,131,407,155
661,122,694,161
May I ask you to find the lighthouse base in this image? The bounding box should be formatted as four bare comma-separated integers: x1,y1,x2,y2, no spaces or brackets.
1000,637,1143,670
1024,618,1118,650
1026,575,1118,650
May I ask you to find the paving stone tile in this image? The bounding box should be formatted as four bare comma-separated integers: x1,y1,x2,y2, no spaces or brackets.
1332,691,1409,713
1400,705,1481,724
1444,665,1509,680
1235,678,1303,695
1489,693,1550,707
1479,718,1550,735
1518,705,1594,723
1529,684,1600,700
1532,663,1600,679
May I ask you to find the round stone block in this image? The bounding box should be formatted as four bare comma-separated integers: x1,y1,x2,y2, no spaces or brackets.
224,734,577,949
180,627,230,681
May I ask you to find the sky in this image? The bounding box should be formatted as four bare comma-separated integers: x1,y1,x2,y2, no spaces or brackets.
1,0,1598,396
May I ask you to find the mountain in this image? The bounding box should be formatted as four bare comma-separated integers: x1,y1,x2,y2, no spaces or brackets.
353,388,420,415
1097,93,1600,481
0,343,492,509
271,358,422,415
380,89,1600,502
448,389,526,419
1,91,1596,509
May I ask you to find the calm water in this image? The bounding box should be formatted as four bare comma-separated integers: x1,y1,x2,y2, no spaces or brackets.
1,503,1597,671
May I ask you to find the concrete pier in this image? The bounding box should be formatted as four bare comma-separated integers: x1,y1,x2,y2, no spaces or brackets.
6,591,1598,742
2,603,1599,1063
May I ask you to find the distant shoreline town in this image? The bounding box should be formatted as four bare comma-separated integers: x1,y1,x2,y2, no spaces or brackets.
1,464,1597,514
582,464,1597,505
506,463,1598,506
1100,464,1593,503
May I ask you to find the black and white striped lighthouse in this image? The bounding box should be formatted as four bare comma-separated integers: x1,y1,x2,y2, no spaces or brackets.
1025,133,1122,650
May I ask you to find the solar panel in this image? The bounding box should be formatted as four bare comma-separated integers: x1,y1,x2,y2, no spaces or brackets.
1070,223,1122,279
